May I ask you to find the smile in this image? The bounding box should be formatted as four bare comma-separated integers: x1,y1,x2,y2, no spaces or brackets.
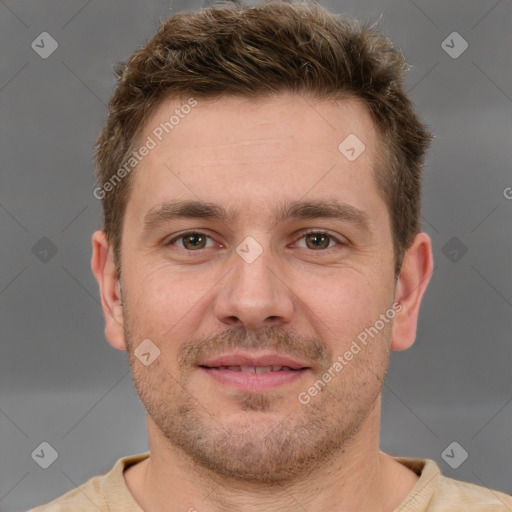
199,366,308,391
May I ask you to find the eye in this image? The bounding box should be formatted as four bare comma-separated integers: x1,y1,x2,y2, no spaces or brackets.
294,230,345,250
166,231,216,250
165,230,346,252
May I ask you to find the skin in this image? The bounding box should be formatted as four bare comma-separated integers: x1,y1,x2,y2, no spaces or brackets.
92,92,433,512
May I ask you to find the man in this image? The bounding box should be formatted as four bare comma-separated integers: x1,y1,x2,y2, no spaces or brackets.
29,1,512,511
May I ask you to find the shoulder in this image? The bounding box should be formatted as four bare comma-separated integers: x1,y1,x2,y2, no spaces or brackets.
26,473,107,512
392,456,512,512
431,474,512,511
26,453,149,512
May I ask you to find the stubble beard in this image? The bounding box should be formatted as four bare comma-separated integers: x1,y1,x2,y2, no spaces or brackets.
123,309,391,485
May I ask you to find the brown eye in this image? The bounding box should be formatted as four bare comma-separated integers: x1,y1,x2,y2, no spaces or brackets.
296,231,344,250
305,233,330,250
182,233,207,249
167,231,213,250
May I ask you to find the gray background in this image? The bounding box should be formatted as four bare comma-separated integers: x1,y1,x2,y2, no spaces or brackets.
1,0,511,511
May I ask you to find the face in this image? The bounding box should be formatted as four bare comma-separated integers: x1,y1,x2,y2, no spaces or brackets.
97,93,415,484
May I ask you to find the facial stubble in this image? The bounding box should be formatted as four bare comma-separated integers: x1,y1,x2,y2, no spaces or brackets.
123,306,391,485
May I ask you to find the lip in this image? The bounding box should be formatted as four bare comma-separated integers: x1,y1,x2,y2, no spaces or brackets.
199,367,309,392
198,352,311,392
199,352,310,370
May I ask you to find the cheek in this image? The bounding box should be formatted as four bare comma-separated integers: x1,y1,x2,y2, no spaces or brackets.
298,267,387,336
123,266,221,369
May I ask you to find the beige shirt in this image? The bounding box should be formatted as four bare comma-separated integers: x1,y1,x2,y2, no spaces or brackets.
27,452,512,511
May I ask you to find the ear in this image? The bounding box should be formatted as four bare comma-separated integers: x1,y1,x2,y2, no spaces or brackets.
391,232,433,351
91,230,127,351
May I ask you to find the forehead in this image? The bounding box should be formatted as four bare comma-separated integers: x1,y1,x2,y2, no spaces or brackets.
125,92,386,230
144,92,378,160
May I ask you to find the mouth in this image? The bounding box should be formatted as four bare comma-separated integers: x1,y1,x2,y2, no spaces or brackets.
199,365,302,373
197,353,311,391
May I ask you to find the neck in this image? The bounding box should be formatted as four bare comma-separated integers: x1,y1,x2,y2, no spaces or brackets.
124,399,419,512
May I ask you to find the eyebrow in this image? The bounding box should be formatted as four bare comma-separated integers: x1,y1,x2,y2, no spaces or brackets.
142,199,372,234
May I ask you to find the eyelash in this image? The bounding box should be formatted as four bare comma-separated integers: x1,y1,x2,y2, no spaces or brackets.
166,229,346,251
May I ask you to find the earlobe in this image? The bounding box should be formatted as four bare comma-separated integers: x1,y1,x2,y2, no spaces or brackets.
91,230,127,351
391,232,434,351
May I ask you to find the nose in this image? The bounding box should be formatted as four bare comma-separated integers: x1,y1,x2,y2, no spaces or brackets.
213,241,295,331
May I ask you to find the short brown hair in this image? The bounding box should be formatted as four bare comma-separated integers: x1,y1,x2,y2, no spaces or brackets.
94,0,432,280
